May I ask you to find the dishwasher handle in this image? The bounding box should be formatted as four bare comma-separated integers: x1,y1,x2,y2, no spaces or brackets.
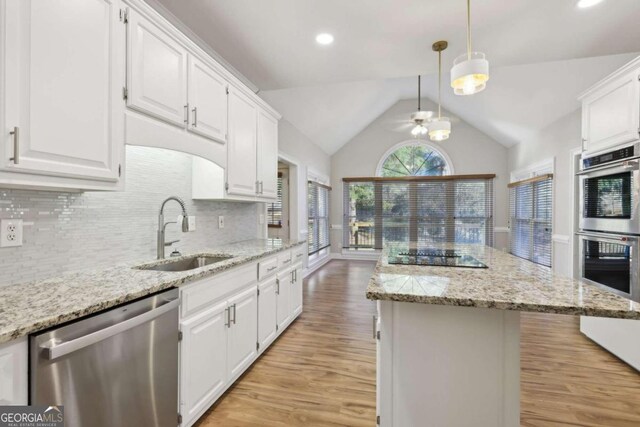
40,296,179,361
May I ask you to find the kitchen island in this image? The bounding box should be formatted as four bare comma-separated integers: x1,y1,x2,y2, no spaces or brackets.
367,244,640,427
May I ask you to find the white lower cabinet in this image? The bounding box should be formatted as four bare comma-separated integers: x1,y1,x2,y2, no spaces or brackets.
0,337,28,405
257,275,278,353
291,263,304,317
276,267,293,332
226,286,258,382
179,301,228,425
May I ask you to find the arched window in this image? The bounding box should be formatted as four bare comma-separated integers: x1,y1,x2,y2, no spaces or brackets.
377,142,452,177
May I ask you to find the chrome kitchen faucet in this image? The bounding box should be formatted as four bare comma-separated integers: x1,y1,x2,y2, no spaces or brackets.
157,196,189,259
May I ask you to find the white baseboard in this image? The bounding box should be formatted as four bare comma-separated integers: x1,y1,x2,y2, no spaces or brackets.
303,253,332,278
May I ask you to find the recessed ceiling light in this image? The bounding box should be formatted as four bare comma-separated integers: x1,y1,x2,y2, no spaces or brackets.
315,33,334,45
577,0,604,8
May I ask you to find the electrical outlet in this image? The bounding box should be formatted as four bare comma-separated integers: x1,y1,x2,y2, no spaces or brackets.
188,216,196,231
218,216,224,229
1,219,23,248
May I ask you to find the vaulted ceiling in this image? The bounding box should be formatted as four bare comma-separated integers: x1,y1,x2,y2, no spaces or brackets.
153,0,640,153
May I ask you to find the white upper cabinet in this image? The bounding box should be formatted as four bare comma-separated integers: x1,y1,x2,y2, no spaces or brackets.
127,7,187,127
2,0,123,187
257,110,279,200
580,59,640,154
188,56,228,143
227,88,258,197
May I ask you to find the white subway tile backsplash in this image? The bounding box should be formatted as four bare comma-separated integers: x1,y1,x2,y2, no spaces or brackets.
0,146,259,286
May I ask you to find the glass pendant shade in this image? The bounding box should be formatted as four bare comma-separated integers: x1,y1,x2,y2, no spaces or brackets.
429,118,451,141
451,52,489,95
411,124,428,136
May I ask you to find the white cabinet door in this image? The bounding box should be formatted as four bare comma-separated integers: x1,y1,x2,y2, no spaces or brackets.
582,70,640,153
3,0,122,181
227,88,257,197
276,268,292,332
291,263,304,317
127,7,187,127
227,286,258,381
0,337,28,405
187,55,228,143
179,301,228,426
256,110,279,200
258,276,278,352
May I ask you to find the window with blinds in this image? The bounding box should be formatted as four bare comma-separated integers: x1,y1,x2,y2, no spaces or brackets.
268,172,284,227
308,181,331,255
343,175,495,249
509,174,553,267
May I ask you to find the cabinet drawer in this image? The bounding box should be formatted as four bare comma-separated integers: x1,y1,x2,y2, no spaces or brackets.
278,250,292,269
292,246,305,264
258,256,278,281
180,263,257,319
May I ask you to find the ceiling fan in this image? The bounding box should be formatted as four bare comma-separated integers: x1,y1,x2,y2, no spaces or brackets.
410,76,433,136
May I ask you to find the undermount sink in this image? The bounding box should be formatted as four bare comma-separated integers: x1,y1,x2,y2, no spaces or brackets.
135,255,233,272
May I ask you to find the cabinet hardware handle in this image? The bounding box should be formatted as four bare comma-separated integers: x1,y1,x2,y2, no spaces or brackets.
276,279,280,294
267,265,277,272
192,107,197,127
255,180,260,194
296,253,303,258
372,315,377,339
283,259,291,264
184,104,189,124
225,307,230,327
260,181,264,194
9,127,19,164
231,303,237,324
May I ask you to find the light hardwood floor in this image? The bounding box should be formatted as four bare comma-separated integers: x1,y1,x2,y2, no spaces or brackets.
196,260,640,427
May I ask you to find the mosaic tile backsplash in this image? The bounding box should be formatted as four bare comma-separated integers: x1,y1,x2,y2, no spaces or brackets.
0,146,259,286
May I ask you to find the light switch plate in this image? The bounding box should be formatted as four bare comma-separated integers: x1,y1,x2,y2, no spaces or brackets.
1,219,23,248
218,216,224,229
188,216,196,231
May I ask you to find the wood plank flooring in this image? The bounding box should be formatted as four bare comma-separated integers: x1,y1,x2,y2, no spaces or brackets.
196,259,640,427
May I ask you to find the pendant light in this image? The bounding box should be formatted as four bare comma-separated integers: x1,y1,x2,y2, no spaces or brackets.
450,0,489,95
429,41,451,142
411,76,430,137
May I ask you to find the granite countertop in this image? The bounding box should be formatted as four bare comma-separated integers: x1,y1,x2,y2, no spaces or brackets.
0,238,305,344
366,244,640,319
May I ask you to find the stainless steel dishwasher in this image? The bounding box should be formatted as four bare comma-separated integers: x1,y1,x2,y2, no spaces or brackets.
30,288,179,427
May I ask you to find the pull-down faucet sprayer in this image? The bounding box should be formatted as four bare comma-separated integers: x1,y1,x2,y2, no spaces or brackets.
157,196,189,259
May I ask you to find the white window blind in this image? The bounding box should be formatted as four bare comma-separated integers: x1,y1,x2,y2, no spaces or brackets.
343,175,495,249
268,172,283,227
509,174,553,267
308,181,331,255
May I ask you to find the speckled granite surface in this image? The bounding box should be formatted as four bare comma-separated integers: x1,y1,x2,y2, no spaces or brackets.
367,244,640,319
0,239,304,344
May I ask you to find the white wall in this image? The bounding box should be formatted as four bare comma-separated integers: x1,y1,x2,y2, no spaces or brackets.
507,110,581,277
277,119,331,268
330,98,510,253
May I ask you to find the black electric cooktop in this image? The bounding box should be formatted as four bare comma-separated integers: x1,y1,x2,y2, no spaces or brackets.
388,248,488,269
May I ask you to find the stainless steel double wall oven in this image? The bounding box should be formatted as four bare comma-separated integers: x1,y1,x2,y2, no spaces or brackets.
578,142,640,301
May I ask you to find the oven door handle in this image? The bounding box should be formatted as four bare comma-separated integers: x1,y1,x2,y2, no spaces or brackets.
39,297,179,361
576,231,639,243
577,159,640,176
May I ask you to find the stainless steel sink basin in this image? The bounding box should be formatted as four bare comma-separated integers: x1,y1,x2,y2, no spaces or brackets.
135,255,233,272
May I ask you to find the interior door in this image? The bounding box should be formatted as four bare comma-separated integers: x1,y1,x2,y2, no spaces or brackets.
227,88,257,197
187,55,228,143
583,70,640,153
258,276,278,352
127,7,187,127
276,268,292,332
3,0,121,181
227,286,258,381
257,110,279,200
179,301,228,426
291,264,304,317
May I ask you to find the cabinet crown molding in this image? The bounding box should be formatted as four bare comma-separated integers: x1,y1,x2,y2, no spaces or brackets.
578,55,640,101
